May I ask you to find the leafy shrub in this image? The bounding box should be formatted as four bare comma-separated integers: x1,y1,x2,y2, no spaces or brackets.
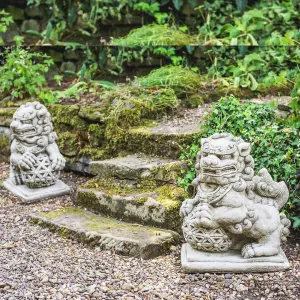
0,48,54,100
179,96,300,228
0,10,13,45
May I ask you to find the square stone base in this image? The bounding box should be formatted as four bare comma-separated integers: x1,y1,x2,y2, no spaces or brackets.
3,179,70,203
181,243,290,273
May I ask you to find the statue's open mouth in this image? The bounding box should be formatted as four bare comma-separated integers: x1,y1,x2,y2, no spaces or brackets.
201,165,237,176
14,127,36,136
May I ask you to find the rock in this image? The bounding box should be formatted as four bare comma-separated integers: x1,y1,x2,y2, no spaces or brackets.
60,62,77,74
21,19,40,33
89,154,186,183
225,274,232,279
6,5,25,20
25,6,45,18
64,50,81,61
29,207,180,259
76,183,185,231
0,22,19,43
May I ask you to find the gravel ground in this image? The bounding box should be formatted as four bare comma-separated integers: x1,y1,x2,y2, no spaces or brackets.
0,162,299,300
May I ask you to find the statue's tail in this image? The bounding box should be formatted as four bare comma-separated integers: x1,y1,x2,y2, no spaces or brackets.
280,214,291,243
253,168,289,210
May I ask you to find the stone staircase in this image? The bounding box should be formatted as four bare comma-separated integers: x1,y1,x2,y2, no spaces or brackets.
30,121,201,258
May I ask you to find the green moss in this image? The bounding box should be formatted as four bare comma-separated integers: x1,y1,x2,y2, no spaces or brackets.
79,106,107,123
0,136,10,155
110,24,194,46
121,125,196,159
78,147,109,160
88,124,105,147
58,132,79,157
47,104,87,131
0,107,16,126
136,66,203,99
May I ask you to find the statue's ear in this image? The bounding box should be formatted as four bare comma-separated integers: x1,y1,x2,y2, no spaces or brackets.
201,138,207,147
237,142,251,157
37,108,47,119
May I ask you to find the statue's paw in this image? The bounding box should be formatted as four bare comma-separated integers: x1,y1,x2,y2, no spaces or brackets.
18,152,37,171
241,243,256,258
10,174,23,185
50,154,66,171
180,200,194,217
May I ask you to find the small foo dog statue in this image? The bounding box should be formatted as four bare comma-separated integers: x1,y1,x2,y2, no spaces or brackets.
180,133,291,272
4,102,70,202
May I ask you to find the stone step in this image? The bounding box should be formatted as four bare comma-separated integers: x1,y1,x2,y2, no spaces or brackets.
29,207,180,259
76,183,187,231
89,154,186,185
123,122,201,159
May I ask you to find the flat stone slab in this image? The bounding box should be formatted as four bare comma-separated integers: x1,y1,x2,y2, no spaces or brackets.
29,207,180,259
149,123,201,135
76,185,183,231
90,154,185,181
181,243,290,273
3,179,70,203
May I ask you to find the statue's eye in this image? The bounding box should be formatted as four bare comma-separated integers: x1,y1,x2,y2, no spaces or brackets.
219,154,231,159
202,153,208,157
22,120,31,124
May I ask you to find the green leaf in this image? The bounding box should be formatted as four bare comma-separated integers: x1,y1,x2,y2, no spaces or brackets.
172,0,184,10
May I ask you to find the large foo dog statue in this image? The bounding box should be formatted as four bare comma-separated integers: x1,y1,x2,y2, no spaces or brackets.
4,102,69,202
181,133,291,260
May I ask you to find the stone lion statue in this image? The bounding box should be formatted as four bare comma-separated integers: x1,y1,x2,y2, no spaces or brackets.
9,102,66,188
180,132,291,258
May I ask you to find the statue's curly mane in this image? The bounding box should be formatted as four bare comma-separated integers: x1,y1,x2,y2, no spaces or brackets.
12,101,57,147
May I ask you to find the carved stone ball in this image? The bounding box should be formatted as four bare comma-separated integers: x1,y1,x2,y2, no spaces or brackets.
21,154,58,188
182,222,232,252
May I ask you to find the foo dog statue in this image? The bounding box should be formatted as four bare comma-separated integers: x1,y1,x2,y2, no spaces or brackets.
4,102,70,202
180,133,290,272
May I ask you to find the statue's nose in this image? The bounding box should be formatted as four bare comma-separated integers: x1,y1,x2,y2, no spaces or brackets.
203,156,218,166
10,121,19,130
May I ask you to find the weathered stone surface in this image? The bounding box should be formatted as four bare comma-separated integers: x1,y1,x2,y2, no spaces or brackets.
21,19,40,33
181,244,290,273
65,155,92,174
60,62,77,73
180,132,291,272
25,6,44,18
6,5,25,20
76,184,185,231
3,179,70,203
89,155,186,184
29,207,180,259
125,123,200,159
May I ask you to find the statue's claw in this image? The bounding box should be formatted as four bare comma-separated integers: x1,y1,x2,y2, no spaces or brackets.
180,200,194,217
241,243,256,258
50,154,66,171
18,152,37,171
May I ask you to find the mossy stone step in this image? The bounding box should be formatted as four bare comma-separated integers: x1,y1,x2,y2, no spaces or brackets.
76,184,186,231
29,207,180,259
124,123,200,159
90,154,186,184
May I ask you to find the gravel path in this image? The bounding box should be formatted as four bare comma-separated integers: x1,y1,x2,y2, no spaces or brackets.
0,163,299,300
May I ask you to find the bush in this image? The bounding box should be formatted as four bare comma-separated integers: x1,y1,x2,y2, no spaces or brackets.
179,96,300,228
0,47,54,100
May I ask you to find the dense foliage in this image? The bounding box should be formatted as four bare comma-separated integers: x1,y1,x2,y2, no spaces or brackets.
0,48,55,99
179,96,300,227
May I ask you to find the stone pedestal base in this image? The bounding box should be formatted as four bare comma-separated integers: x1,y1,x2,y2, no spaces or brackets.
181,243,290,273
3,179,70,203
